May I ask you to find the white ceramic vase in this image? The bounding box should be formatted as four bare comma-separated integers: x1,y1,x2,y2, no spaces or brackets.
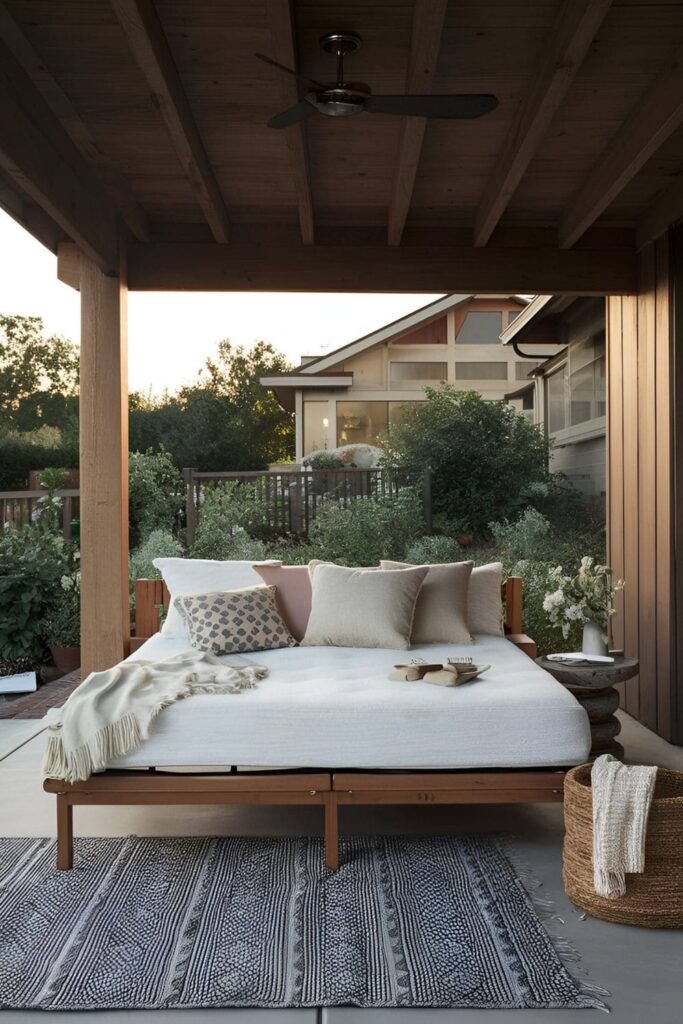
582,620,608,656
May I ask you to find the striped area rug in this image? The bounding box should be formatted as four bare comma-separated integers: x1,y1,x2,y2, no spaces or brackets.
0,835,607,1011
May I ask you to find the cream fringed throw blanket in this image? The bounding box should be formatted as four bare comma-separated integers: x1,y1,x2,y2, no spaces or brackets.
592,753,657,899
43,652,267,784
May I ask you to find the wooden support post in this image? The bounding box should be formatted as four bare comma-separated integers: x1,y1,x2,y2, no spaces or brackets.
79,249,129,675
56,794,73,870
324,792,339,871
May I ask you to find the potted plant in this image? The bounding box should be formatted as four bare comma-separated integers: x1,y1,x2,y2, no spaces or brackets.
543,557,624,655
45,562,81,673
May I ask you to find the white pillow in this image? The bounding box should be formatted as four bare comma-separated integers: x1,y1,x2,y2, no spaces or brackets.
153,558,269,639
469,562,504,635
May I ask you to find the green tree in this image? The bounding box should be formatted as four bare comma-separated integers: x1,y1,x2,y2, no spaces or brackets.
0,315,79,429
381,387,551,539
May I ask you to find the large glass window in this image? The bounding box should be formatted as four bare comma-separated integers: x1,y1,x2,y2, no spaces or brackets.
336,402,388,446
390,361,447,388
303,401,329,454
569,335,606,426
389,400,422,425
455,361,508,380
455,311,503,344
546,366,568,433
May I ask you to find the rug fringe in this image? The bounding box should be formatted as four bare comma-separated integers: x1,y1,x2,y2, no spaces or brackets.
496,835,611,1014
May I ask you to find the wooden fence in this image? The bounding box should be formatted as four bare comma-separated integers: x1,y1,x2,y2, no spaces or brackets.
0,488,80,541
183,467,432,545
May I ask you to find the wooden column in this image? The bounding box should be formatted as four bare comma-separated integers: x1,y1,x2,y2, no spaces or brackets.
79,250,129,676
606,229,682,743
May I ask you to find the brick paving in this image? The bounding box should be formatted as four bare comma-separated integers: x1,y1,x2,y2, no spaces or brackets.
0,669,81,719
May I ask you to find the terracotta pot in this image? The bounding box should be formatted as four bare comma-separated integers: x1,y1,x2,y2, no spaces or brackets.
50,646,81,673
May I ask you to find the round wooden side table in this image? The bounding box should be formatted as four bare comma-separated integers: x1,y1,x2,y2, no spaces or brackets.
535,655,639,759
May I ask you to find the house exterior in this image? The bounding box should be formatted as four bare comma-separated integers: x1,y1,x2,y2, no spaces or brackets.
262,294,541,460
502,296,606,501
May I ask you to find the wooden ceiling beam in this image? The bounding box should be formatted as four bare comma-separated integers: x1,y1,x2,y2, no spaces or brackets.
110,0,230,243
0,1,149,242
0,39,118,273
473,0,613,248
264,0,314,245
559,43,683,248
121,235,636,294
637,178,683,250
387,0,448,247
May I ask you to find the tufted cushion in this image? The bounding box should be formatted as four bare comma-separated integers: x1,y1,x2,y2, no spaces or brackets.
175,585,297,655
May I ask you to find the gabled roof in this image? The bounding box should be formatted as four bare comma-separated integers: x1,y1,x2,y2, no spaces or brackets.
285,292,529,378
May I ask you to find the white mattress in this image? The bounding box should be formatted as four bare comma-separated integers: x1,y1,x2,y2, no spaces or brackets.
108,634,591,770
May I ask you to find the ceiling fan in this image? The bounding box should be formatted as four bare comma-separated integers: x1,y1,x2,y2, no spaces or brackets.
256,32,498,129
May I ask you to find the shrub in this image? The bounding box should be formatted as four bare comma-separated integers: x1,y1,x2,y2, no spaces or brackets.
0,427,78,488
380,387,551,539
128,448,184,547
129,528,184,586
44,564,81,648
306,488,424,565
404,535,467,564
189,481,277,559
489,508,552,562
0,523,69,663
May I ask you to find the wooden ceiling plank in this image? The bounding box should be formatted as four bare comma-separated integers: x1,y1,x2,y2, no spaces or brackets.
0,1,149,242
637,177,683,250
264,0,314,245
473,0,613,248
0,40,118,273
387,0,448,247
124,236,636,295
110,0,230,243
559,43,683,248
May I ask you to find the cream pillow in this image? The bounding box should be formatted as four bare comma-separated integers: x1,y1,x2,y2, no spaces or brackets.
380,560,473,643
302,563,428,649
469,562,504,635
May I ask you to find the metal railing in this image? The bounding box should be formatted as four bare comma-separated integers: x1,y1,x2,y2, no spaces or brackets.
0,488,80,541
183,467,432,545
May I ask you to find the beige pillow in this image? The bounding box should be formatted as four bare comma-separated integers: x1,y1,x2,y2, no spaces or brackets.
302,563,428,649
469,562,504,635
175,585,297,655
381,560,473,644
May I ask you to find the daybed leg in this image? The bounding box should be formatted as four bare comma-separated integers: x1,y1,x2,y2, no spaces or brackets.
324,793,339,870
56,794,73,870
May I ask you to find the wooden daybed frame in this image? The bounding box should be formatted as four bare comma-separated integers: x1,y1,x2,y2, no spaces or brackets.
45,576,568,872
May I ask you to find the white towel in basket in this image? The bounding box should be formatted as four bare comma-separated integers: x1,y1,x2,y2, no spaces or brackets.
591,753,657,899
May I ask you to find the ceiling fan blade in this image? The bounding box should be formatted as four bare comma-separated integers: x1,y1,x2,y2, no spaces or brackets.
364,94,498,118
255,53,326,91
267,100,317,130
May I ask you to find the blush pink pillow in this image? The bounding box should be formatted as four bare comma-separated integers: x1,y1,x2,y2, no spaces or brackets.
252,563,312,642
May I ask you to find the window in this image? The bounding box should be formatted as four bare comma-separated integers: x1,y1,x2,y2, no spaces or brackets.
515,361,539,380
389,400,422,425
522,391,534,411
455,362,508,380
507,310,520,325
303,402,329,454
546,366,568,433
569,335,605,426
455,311,503,344
336,402,388,446
390,361,447,387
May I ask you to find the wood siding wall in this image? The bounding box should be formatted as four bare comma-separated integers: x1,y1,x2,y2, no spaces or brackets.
607,232,681,743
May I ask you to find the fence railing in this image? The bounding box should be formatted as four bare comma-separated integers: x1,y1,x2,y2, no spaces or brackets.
183,467,432,545
0,488,80,541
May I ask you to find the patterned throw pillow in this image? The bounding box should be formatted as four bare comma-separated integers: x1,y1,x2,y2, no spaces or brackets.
175,585,297,655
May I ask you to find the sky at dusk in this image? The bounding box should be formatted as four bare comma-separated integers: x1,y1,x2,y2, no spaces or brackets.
0,209,442,395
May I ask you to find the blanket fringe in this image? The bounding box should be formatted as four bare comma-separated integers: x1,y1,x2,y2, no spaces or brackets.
497,835,611,1013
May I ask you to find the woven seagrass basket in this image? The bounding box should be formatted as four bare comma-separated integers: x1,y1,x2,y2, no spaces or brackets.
563,762,683,928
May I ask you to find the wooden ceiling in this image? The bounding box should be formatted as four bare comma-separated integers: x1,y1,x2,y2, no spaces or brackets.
1,0,682,293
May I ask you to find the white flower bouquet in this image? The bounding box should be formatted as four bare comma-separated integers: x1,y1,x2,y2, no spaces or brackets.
543,557,624,640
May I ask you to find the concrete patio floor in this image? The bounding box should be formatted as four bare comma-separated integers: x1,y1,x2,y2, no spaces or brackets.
1,710,682,1024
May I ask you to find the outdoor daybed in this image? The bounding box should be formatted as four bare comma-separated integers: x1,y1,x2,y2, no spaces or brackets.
44,564,591,870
